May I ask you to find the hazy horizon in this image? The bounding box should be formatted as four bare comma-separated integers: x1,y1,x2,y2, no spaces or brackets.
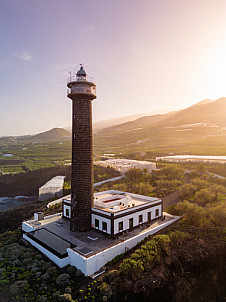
1,0,226,136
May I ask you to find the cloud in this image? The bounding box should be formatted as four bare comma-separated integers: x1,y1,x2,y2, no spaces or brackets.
84,24,95,33
0,61,10,68
50,62,72,72
15,51,33,61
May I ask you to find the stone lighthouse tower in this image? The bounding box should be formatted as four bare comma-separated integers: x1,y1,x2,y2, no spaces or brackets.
67,65,96,232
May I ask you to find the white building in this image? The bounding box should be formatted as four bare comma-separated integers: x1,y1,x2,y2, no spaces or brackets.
95,159,156,174
156,155,226,164
22,190,180,276
62,190,162,238
38,176,65,201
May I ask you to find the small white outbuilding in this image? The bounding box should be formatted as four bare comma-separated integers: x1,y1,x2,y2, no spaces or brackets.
38,176,65,201
95,159,156,174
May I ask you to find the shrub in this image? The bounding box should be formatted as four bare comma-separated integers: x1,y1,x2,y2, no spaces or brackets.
179,184,197,200
119,259,144,278
194,188,215,205
104,270,119,284
98,282,113,299
56,273,70,287
10,280,29,295
154,234,171,253
169,231,190,247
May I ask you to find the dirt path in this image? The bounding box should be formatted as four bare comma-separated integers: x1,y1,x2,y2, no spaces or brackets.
162,190,181,210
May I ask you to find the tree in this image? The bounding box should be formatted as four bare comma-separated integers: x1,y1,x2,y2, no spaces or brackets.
194,188,215,205
125,168,144,183
159,166,184,180
119,259,144,278
180,183,197,200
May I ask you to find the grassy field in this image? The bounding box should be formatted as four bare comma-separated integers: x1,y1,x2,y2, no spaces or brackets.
0,140,71,173
0,133,226,174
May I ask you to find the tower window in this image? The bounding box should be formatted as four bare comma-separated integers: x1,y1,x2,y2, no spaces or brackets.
95,219,99,229
73,133,76,139
73,114,76,120
139,214,143,223
102,222,107,232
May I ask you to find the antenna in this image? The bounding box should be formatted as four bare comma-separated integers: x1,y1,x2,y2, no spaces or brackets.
68,70,72,80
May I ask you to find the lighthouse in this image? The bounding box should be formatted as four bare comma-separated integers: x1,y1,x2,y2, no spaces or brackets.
67,65,96,232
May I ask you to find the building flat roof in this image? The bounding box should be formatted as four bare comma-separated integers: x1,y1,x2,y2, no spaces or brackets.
95,158,156,168
156,155,226,163
24,212,176,257
93,190,161,214
63,190,161,214
39,176,65,189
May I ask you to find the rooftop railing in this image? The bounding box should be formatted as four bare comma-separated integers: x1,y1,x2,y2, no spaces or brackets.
67,87,96,96
67,75,95,84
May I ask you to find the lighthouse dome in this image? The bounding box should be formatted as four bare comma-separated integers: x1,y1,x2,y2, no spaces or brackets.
76,65,87,76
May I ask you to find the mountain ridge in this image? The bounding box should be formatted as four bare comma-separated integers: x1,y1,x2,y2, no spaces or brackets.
32,127,71,141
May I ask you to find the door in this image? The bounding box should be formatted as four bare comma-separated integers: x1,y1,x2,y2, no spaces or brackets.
129,218,133,230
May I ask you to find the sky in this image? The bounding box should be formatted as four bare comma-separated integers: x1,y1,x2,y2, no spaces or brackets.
0,0,226,136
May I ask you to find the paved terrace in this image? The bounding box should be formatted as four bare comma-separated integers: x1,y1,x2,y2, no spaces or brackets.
24,212,177,257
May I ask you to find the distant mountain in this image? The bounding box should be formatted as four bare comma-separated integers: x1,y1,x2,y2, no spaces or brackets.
161,97,226,127
101,111,176,133
32,128,71,141
93,109,176,132
191,99,214,107
102,97,226,133
94,97,226,151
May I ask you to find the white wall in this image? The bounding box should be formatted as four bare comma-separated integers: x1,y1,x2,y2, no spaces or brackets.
22,221,35,233
114,204,162,234
91,203,162,235
67,215,180,276
63,204,71,218
23,234,70,268
91,214,111,234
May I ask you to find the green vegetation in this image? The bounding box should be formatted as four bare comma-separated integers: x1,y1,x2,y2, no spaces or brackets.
95,165,185,197
0,231,88,302
92,164,225,302
0,165,119,234
0,165,71,197
0,163,119,198
0,139,71,173
0,159,225,301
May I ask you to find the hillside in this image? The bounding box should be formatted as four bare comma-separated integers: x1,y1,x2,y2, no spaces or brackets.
101,111,176,133
32,127,71,141
94,97,226,153
102,97,226,133
191,98,214,107
93,109,175,132
161,97,226,127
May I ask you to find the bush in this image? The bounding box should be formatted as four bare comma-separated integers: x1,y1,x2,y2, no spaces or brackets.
194,188,215,205
154,234,171,253
180,184,197,200
119,258,144,278
98,282,113,299
104,270,120,284
56,273,70,288
169,231,190,247
10,280,29,295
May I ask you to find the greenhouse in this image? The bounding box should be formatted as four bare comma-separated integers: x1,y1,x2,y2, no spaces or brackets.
38,176,65,201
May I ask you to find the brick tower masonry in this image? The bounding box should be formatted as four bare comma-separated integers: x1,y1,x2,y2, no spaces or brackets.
67,65,96,232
